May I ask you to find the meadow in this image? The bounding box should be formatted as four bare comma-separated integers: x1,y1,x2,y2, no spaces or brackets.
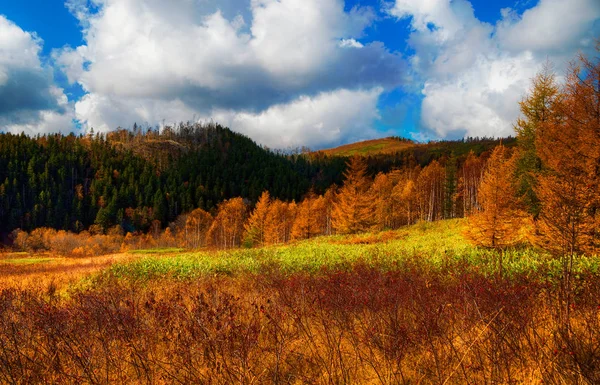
1,219,599,384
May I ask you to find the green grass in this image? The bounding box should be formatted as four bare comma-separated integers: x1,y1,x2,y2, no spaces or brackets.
127,248,185,254
98,219,600,283
0,257,53,265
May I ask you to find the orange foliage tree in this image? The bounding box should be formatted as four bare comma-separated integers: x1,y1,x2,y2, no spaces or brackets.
535,54,600,257
416,160,444,222
467,145,528,250
332,156,374,234
244,191,271,247
291,191,325,240
532,52,600,329
265,199,296,244
459,151,484,217
185,208,213,248
207,197,247,249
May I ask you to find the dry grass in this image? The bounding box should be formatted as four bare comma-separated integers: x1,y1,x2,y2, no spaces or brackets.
317,137,417,157
0,221,598,384
0,253,137,292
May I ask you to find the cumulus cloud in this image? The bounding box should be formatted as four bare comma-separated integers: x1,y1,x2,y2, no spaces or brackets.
389,0,600,139
0,15,74,135
212,87,384,149
57,0,404,147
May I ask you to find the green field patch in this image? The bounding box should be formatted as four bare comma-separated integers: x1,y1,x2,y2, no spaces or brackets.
127,248,185,254
0,257,54,265
98,219,600,284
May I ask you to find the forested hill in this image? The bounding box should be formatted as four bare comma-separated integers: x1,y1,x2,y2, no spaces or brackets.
0,122,511,239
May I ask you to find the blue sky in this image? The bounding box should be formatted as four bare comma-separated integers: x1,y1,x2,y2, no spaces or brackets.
0,0,598,149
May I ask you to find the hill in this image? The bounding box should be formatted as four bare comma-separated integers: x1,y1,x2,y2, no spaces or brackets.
0,123,513,240
317,137,417,157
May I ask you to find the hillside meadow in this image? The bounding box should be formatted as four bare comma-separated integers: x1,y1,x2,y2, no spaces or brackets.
0,219,599,384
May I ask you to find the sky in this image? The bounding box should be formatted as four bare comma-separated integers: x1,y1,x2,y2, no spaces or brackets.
0,0,598,149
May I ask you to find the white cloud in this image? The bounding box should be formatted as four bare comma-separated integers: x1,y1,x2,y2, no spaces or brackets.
0,16,74,135
496,0,600,54
339,38,364,48
389,0,600,139
57,0,402,146
212,87,383,149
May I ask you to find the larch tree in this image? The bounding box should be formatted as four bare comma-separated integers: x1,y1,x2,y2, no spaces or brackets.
291,191,318,240
467,145,529,251
207,197,247,249
370,172,395,231
533,51,600,329
332,156,374,234
244,191,271,247
535,53,600,257
265,199,296,244
514,64,559,217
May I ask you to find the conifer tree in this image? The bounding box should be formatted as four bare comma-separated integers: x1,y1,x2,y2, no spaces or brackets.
332,156,374,234
514,64,559,217
535,52,600,258
467,145,528,250
244,191,271,247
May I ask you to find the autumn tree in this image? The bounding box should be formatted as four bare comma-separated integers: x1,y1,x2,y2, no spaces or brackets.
391,168,418,227
514,64,559,217
533,52,600,328
415,160,445,222
332,156,374,234
467,145,528,252
370,172,395,230
459,151,484,217
244,191,271,247
207,197,247,249
292,190,328,240
184,208,213,248
265,199,296,244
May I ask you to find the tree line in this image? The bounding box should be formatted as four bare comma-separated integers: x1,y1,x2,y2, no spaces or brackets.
0,121,509,244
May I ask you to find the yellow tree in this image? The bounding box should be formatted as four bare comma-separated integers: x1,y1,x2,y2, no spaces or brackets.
416,160,445,222
391,169,418,227
332,156,374,234
534,52,600,328
370,172,394,230
207,197,247,249
514,64,559,216
185,208,213,248
467,145,528,252
459,151,484,217
265,199,296,245
244,191,271,247
291,191,324,240
531,52,600,329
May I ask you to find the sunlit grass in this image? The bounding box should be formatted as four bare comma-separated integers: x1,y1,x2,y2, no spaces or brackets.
100,219,600,282
127,247,185,254
0,257,53,265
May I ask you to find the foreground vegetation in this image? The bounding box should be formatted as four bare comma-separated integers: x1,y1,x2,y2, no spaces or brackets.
1,219,598,384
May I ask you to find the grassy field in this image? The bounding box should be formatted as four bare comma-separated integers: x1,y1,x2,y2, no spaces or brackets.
1,220,599,384
317,137,417,157
101,219,598,282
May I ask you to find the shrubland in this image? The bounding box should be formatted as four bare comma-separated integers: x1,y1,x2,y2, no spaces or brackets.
0,219,599,384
